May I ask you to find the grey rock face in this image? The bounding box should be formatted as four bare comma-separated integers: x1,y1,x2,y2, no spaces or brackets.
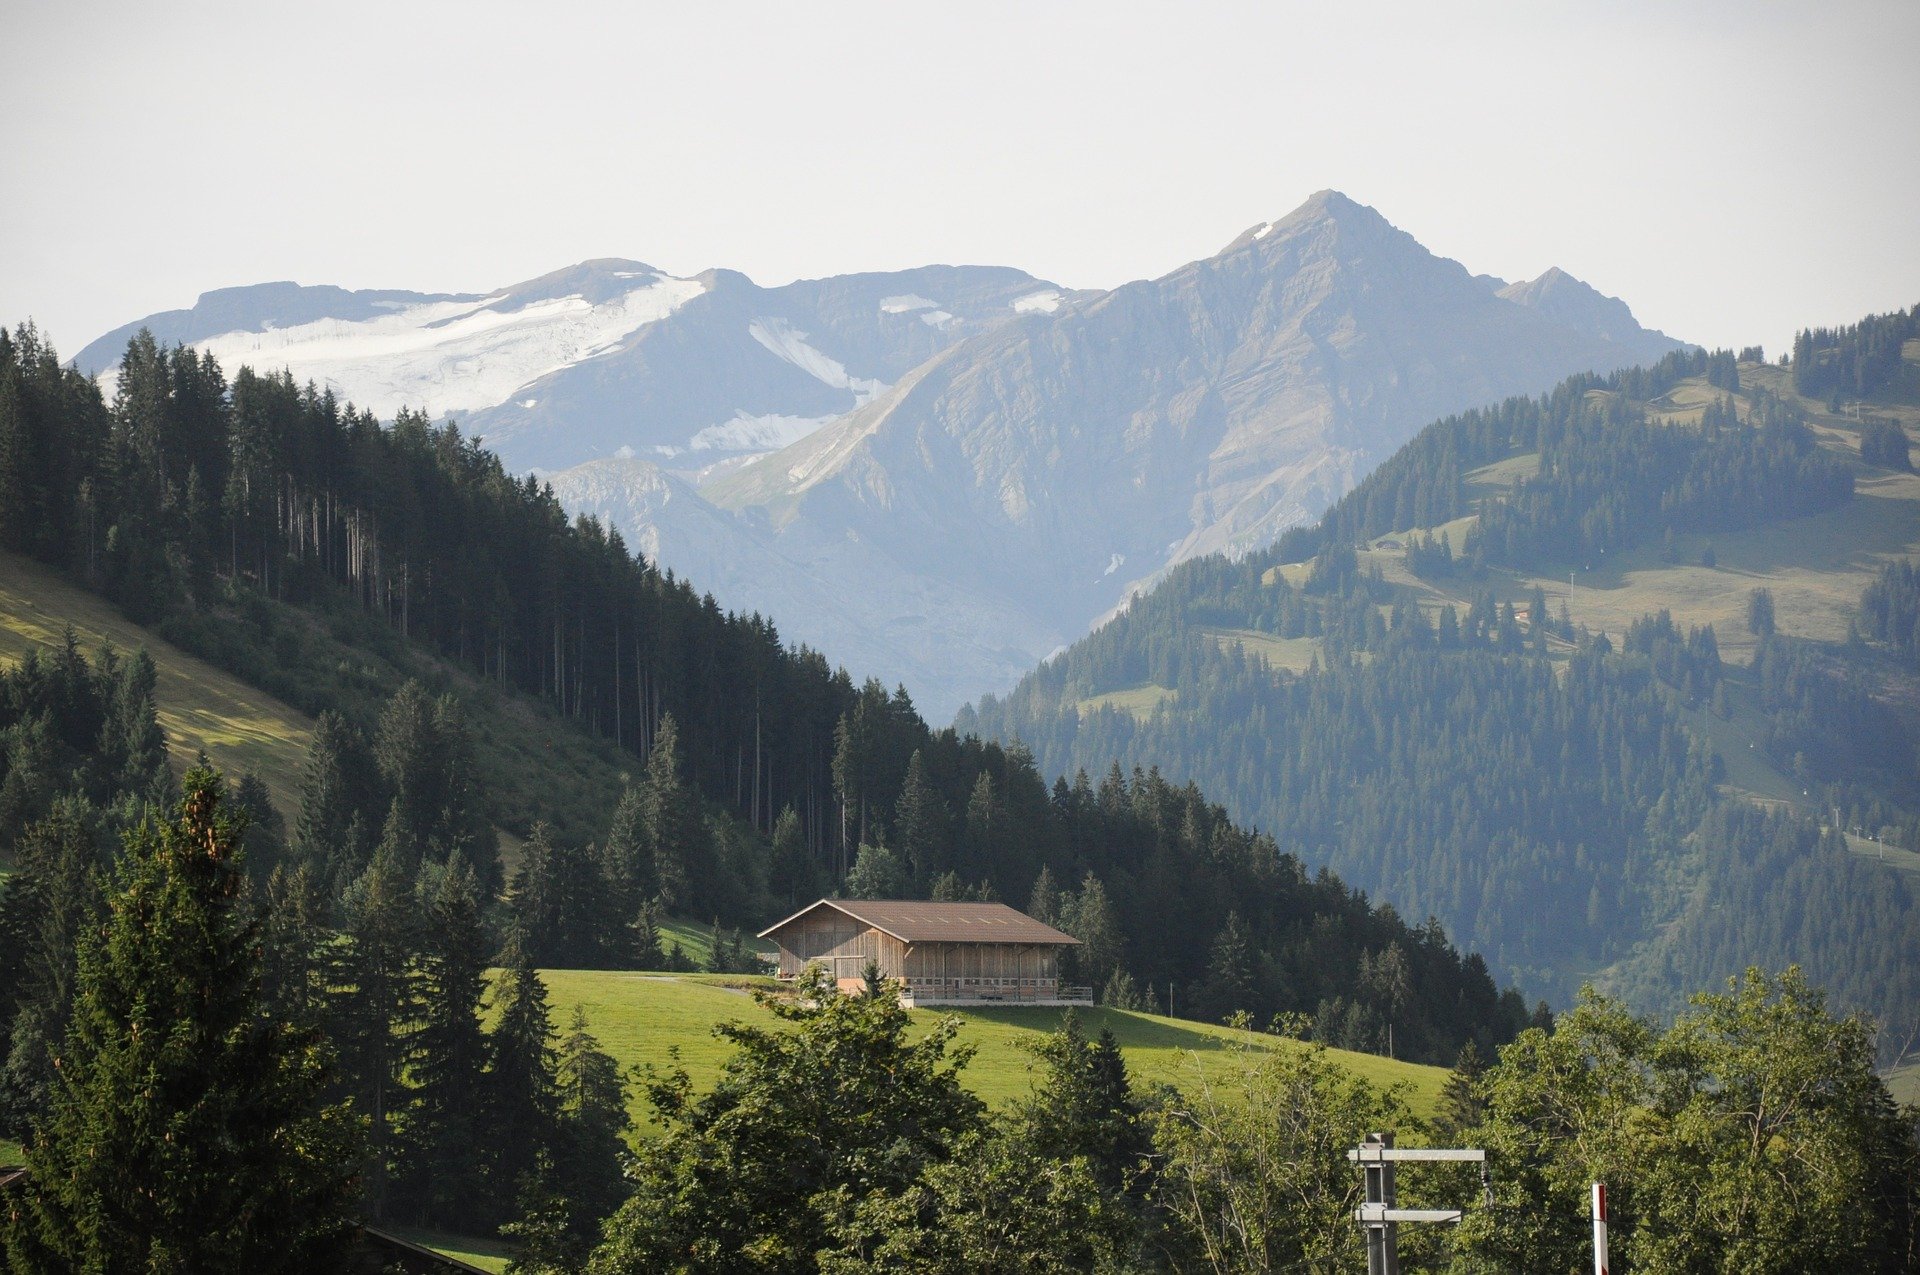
79,192,1683,720
695,191,1684,717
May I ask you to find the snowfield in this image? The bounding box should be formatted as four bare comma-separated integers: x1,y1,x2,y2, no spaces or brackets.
162,274,707,418
747,317,887,404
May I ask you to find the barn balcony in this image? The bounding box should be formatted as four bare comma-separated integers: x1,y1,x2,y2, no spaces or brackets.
898,978,1094,1008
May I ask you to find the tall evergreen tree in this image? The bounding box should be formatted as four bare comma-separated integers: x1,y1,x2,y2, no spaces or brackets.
552,1007,632,1255
0,800,104,1133
486,927,560,1213
401,854,491,1230
892,750,950,888
638,714,706,912
766,805,814,909
0,769,357,1272
293,709,381,888
325,827,420,1221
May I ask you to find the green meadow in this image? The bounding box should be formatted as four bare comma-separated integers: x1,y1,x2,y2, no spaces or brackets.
528,969,1446,1125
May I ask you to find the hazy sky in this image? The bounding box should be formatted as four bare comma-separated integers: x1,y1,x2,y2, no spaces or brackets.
5,1,1916,358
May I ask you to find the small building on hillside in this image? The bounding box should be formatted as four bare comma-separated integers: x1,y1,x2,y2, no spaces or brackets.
758,898,1089,1006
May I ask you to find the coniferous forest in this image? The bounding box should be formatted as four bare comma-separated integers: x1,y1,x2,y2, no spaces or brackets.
0,307,1916,1266
966,316,1920,1044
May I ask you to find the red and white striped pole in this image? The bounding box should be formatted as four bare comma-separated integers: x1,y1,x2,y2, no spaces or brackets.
1591,1182,1609,1275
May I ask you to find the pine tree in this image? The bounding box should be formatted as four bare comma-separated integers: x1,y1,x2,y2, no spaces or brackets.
599,782,651,933
1198,910,1259,1023
325,827,420,1221
629,896,665,970
1433,1039,1488,1139
0,359,33,554
401,854,491,1230
639,714,705,912
0,799,103,1132
1027,863,1059,926
552,1007,631,1253
1,768,357,1272
486,927,560,1214
765,804,813,908
893,749,950,887
293,709,380,888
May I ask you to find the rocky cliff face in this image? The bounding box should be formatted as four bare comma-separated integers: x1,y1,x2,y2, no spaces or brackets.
665,191,1683,715
84,192,1684,718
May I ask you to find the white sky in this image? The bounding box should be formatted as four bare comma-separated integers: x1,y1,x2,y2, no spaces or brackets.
3,0,1916,359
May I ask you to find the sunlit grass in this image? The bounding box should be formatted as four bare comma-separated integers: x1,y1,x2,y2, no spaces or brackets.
529,970,1446,1129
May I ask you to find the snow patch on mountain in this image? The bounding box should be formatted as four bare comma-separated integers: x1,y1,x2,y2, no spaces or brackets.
1013,289,1062,314
688,412,834,453
747,317,887,403
879,294,938,314
131,275,706,417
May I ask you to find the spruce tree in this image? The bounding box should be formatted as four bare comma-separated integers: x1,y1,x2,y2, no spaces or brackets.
1,768,357,1272
325,826,420,1221
629,896,665,969
486,927,560,1214
765,805,813,909
552,1007,632,1254
258,861,328,1028
293,709,380,887
639,714,705,912
600,782,652,926
0,799,103,1133
0,364,32,554
1026,863,1059,925
101,648,170,808
892,749,950,887
401,854,491,1230
373,680,441,873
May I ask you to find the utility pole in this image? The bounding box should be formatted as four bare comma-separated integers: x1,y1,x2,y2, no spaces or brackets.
1350,1134,1487,1275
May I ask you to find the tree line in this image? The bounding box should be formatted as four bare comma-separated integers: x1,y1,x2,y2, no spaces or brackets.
0,322,1531,1063
5,776,1916,1272
965,327,1920,1047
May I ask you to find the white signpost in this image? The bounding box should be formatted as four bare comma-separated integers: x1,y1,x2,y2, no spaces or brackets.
1592,1181,1609,1275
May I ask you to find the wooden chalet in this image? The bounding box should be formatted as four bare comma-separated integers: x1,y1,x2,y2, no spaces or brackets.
758,898,1090,1006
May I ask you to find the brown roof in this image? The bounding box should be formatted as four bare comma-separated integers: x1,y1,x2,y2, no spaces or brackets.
759,899,1080,946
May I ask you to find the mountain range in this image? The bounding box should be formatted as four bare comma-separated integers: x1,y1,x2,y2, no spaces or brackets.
78,191,1684,716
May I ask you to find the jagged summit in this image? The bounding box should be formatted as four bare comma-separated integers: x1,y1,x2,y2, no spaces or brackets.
1222,188,1396,254
80,199,1687,715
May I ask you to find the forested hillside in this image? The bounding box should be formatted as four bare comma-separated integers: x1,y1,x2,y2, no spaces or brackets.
0,321,1534,1074
966,311,1920,1053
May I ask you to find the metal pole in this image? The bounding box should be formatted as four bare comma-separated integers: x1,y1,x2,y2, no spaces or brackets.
1361,1132,1400,1275
1592,1181,1608,1275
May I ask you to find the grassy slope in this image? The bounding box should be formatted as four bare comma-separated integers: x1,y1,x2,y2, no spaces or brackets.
385,1226,512,1274
0,552,317,818
531,970,1445,1123
0,549,643,848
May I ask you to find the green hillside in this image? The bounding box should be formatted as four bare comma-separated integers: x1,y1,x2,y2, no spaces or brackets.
0,550,316,818
966,318,1920,1057
0,545,641,851
527,970,1445,1121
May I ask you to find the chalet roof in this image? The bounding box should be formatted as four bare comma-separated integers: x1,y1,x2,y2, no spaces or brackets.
759,898,1080,946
